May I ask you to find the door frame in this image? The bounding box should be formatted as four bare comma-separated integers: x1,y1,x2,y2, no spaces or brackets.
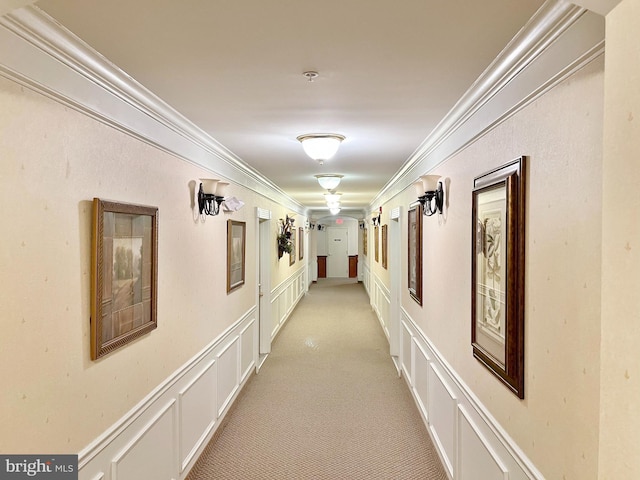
256,208,272,371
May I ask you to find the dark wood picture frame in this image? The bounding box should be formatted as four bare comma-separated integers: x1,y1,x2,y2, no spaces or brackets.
299,227,304,261
471,156,526,398
408,202,423,305
227,220,246,293
91,199,158,360
289,228,296,266
382,224,388,269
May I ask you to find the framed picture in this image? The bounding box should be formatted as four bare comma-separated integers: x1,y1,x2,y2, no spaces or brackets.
374,225,379,263
363,227,368,256
471,156,526,398
408,203,423,305
227,220,246,293
299,226,304,261
382,224,388,269
91,199,158,360
289,228,296,266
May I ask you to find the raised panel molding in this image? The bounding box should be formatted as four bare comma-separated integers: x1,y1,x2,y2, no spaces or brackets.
216,336,240,418
400,309,544,480
371,273,391,339
178,360,217,472
77,309,257,480
269,269,305,342
111,401,176,480
429,363,458,478
458,406,509,480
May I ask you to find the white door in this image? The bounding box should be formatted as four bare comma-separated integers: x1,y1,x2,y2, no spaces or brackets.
258,216,271,356
327,227,348,277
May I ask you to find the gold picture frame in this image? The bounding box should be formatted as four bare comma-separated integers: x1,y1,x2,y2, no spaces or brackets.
91,199,158,360
382,224,388,269
363,226,368,256
471,156,526,398
227,220,246,293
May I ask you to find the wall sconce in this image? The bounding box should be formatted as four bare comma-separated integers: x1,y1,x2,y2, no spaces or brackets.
359,220,365,229
198,179,229,216
414,175,443,216
372,207,381,226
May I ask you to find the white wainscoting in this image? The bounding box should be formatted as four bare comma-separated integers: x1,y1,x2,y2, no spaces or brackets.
370,273,391,341
270,268,305,342
400,310,544,480
78,309,257,480
362,262,371,297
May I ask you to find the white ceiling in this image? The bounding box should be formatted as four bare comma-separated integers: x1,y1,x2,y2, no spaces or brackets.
35,0,547,214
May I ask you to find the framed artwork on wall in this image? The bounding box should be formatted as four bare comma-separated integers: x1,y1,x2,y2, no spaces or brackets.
408,202,422,305
471,156,526,398
382,224,388,269
363,227,368,256
374,225,379,263
90,198,158,360
299,226,304,261
289,228,296,266
227,220,246,293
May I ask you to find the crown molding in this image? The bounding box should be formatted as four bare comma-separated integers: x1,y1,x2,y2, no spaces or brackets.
369,0,605,210
0,5,305,214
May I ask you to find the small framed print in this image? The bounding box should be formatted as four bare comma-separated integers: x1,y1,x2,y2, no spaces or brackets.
91,199,158,360
471,156,526,398
363,227,368,256
408,203,423,305
289,228,296,266
382,224,388,269
227,220,246,293
299,227,304,261
374,226,379,263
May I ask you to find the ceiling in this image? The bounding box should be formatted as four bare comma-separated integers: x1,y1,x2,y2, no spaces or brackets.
35,0,546,215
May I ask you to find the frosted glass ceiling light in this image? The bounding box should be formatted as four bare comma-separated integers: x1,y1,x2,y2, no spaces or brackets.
324,193,342,203
314,174,343,191
297,134,345,164
329,207,341,215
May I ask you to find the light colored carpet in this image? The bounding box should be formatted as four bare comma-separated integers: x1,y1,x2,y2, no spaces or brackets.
187,279,448,479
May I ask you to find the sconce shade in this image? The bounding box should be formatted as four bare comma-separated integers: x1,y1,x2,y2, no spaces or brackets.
298,134,345,162
200,179,219,195
315,174,343,190
420,175,441,192
215,182,229,197
413,181,425,197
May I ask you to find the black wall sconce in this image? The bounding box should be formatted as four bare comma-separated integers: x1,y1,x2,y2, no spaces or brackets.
198,179,229,216
414,175,443,216
372,207,381,226
359,220,365,229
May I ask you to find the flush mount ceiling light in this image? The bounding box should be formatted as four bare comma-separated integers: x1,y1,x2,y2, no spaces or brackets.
329,207,341,215
297,134,345,164
324,193,342,204
315,174,343,191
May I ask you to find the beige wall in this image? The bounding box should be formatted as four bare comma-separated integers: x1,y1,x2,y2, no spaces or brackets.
0,76,303,453
599,0,640,477
387,57,604,479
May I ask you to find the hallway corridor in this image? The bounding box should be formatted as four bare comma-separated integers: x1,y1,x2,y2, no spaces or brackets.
187,279,448,479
